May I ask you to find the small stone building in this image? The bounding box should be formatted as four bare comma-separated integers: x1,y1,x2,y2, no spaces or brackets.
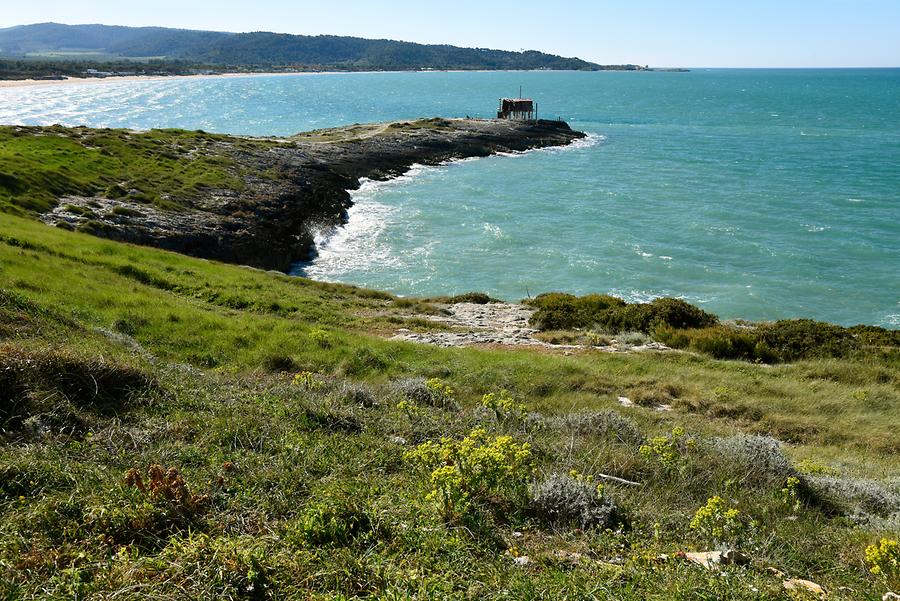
497,97,535,120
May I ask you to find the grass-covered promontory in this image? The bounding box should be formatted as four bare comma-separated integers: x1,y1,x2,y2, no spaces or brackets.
0,120,585,272
2,212,899,599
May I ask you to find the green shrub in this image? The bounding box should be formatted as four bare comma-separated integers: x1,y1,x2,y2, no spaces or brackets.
110,205,143,217
654,320,874,364
481,389,527,423
288,488,374,547
0,345,153,431
261,353,296,373
526,293,716,334
757,319,858,361
685,326,758,360
446,292,499,304
309,328,333,349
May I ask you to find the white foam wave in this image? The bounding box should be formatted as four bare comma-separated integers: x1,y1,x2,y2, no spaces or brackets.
297,198,402,279
483,223,504,238
492,132,605,159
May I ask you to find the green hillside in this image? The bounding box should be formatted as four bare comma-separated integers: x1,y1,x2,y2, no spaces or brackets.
0,23,608,72
1,208,898,598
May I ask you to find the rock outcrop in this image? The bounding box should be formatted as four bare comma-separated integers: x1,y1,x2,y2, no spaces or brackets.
41,118,585,271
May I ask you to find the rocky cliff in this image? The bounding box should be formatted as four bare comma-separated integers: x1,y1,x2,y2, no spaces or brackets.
37,118,585,271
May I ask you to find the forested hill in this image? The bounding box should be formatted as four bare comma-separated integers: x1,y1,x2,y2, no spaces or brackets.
0,23,620,71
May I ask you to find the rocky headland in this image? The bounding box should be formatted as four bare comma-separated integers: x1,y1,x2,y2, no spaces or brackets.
30,118,585,271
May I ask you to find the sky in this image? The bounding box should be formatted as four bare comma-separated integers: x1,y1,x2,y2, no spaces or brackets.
2,0,899,68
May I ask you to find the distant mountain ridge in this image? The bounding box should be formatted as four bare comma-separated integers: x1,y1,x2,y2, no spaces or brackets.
0,22,617,71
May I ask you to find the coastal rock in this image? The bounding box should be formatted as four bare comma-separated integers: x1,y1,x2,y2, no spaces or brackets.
682,549,751,569
783,578,826,597
391,301,677,352
39,118,585,271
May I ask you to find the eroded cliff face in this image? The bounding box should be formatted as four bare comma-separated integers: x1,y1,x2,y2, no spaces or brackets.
40,118,585,271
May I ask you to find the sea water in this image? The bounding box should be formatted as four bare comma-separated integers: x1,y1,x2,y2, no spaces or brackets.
1,69,897,326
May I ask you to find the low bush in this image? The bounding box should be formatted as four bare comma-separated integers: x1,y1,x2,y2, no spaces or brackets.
526,293,717,334
446,292,500,304
865,538,900,579
757,319,858,361
287,487,375,547
689,495,752,546
0,345,153,432
807,475,900,517
709,434,796,486
557,410,644,445
309,328,333,349
655,318,893,363
109,205,143,217
261,353,296,373
530,473,620,530
525,293,625,331
481,389,527,424
391,377,456,409
639,426,696,472
336,381,378,408
528,292,896,363
404,428,532,519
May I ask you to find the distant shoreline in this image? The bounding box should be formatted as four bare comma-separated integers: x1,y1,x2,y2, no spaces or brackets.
0,71,330,89
0,67,686,90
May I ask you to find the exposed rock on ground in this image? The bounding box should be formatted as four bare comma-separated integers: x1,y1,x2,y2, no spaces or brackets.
39,118,585,271
392,301,674,352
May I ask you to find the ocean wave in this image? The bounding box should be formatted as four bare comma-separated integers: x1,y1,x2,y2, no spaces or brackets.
294,198,402,278
492,132,606,158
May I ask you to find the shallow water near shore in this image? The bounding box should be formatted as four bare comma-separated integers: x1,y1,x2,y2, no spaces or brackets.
1,69,898,326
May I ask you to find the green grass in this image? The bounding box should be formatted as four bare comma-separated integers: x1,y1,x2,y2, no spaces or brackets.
1,212,899,599
0,126,282,213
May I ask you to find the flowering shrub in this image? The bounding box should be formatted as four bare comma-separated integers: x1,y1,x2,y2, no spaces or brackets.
309,328,333,349
639,426,695,470
481,389,527,423
396,398,423,419
780,476,802,512
292,371,324,391
866,538,899,577
425,378,455,407
689,496,746,545
404,428,533,518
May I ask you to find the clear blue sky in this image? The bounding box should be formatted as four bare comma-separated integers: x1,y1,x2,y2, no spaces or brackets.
3,0,899,67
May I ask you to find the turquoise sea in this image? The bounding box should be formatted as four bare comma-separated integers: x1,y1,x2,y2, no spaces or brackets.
1,69,898,327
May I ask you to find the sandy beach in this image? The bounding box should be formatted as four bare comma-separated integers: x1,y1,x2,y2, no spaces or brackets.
0,71,325,89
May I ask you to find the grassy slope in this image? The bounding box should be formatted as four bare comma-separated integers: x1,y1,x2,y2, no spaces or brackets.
0,126,277,214
1,212,899,599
